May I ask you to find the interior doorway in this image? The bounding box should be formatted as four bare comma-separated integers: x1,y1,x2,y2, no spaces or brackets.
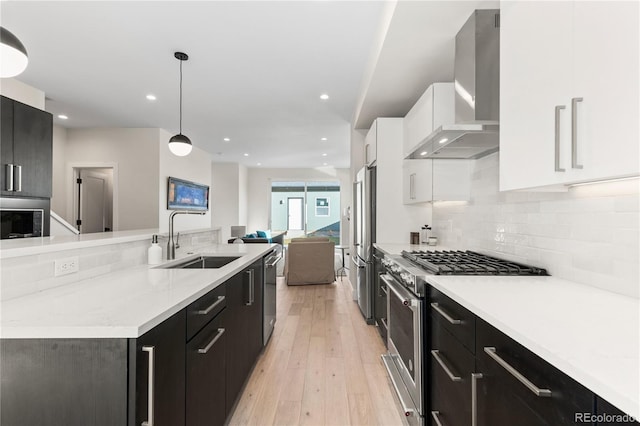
73,167,114,233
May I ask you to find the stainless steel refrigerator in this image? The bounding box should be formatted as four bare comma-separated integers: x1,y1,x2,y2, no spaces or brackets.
352,166,375,323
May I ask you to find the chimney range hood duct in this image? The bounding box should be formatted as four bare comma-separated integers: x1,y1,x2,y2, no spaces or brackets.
408,9,500,160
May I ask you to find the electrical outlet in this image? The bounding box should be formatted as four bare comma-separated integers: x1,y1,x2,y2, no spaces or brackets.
54,256,79,276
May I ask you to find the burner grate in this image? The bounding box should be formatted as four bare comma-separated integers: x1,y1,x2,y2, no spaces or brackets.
401,250,548,276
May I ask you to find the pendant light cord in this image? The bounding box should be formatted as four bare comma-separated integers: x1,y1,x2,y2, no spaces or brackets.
179,59,183,134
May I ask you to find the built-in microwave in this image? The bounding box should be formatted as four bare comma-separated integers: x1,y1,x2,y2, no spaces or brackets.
0,198,50,239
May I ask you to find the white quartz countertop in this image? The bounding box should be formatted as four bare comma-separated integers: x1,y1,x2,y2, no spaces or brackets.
375,240,639,418
0,243,275,339
0,227,221,259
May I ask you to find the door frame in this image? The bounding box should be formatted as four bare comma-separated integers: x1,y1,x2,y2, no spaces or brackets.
67,162,119,232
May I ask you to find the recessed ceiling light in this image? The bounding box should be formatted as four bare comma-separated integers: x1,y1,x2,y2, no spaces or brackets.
146,94,156,101
319,93,329,100
439,138,449,144
257,162,262,166
321,137,327,141
322,153,327,157
420,151,428,156
323,163,328,166
223,137,230,142
58,114,68,120
243,153,249,157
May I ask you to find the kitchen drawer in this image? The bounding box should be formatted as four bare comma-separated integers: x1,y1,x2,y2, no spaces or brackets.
430,315,474,426
186,283,226,341
429,286,476,354
475,318,594,425
186,309,226,426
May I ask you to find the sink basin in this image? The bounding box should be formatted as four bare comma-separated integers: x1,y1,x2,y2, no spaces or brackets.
161,255,241,269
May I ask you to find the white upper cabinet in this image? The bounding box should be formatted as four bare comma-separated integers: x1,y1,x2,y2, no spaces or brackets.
364,120,377,167
500,1,639,191
403,160,433,204
403,82,455,158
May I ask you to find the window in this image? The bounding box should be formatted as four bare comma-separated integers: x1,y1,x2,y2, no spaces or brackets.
315,197,329,217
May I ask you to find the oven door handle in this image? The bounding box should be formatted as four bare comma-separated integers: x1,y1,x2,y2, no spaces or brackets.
381,274,418,311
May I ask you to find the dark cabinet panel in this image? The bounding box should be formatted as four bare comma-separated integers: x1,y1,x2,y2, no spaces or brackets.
226,259,264,415
131,310,186,426
429,286,476,354
187,282,226,341
0,96,52,198
595,397,639,425
225,271,249,414
0,338,128,426
186,310,227,426
475,317,594,426
0,96,13,193
429,313,474,426
373,250,387,345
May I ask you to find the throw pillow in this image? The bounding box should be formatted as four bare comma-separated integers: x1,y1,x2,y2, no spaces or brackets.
256,230,272,239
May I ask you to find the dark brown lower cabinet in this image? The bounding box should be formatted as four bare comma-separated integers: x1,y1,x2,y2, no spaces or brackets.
186,310,227,426
429,313,474,426
474,318,594,426
0,261,266,426
226,259,264,414
595,397,639,425
131,309,186,426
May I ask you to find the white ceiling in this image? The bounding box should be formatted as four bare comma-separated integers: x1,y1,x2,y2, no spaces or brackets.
1,0,497,169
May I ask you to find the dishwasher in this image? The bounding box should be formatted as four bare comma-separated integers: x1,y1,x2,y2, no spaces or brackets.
263,246,282,345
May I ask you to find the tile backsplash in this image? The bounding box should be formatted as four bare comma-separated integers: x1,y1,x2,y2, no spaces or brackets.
433,153,639,298
0,228,220,301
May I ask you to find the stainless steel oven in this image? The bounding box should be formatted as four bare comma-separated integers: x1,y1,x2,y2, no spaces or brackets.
381,271,424,426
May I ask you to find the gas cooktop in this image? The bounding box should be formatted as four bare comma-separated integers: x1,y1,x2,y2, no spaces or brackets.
401,250,548,276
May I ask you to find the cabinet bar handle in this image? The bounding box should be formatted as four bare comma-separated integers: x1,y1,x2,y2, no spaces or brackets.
198,328,225,354
431,411,444,426
483,347,552,397
472,373,483,426
5,164,14,191
431,350,462,382
14,165,21,192
571,97,584,169
195,295,225,315
410,173,416,199
554,105,566,172
245,269,254,306
431,302,462,325
141,346,155,426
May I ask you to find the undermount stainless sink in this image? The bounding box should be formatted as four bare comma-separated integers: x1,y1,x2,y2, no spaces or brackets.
159,255,241,269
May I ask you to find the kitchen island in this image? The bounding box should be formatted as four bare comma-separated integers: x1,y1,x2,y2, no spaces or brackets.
375,242,640,421
1,240,276,426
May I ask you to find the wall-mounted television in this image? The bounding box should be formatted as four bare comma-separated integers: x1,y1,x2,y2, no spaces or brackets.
167,176,209,211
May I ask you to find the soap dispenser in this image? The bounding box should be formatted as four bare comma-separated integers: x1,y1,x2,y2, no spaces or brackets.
148,234,162,265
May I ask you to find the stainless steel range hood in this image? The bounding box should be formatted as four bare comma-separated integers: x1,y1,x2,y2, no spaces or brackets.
408,9,500,160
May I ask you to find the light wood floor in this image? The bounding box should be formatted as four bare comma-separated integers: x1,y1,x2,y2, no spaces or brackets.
228,276,406,426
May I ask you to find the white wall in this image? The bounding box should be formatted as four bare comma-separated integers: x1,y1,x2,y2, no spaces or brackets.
63,128,160,231
433,153,640,298
158,129,213,233
0,78,45,109
246,167,352,244
211,163,248,242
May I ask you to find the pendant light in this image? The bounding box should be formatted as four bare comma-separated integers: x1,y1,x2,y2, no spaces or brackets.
0,27,29,78
168,52,193,157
